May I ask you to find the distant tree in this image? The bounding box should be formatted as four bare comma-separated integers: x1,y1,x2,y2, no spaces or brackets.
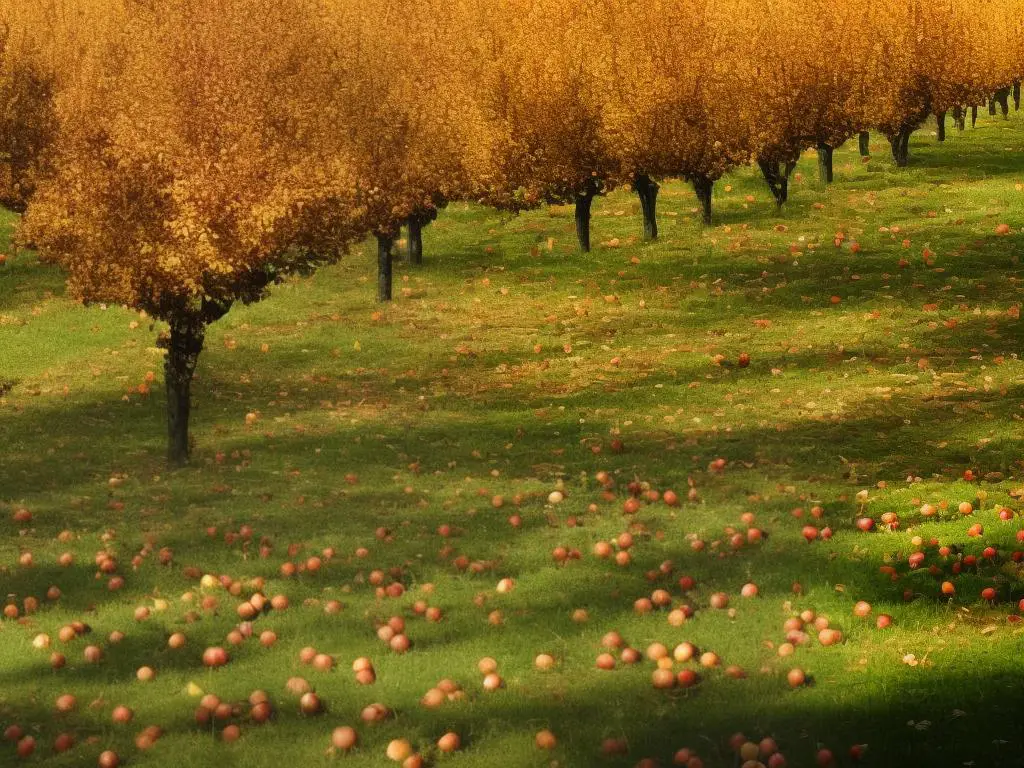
459,0,613,251
860,0,1022,166
591,0,697,234
323,0,474,299
594,0,749,227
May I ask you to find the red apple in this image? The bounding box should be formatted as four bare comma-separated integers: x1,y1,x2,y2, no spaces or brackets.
299,692,322,715
332,726,358,750
16,736,35,758
203,646,229,667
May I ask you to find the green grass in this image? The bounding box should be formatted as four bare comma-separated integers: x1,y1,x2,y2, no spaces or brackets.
4,114,1024,768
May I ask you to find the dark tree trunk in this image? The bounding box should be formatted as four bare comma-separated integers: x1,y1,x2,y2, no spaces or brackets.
971,105,978,127
996,87,1010,118
407,213,424,265
757,158,791,208
816,143,834,184
887,133,901,165
989,96,997,116
165,318,205,466
858,131,870,156
634,174,659,240
953,105,965,131
1014,81,1021,111
936,111,946,142
574,187,595,252
691,175,713,225
888,129,912,167
377,233,393,302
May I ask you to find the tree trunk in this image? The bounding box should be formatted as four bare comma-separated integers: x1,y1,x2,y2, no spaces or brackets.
165,318,205,466
888,133,901,166
816,142,834,184
858,131,870,157
634,174,659,240
407,213,424,265
989,96,997,116
935,111,946,142
574,187,595,252
1014,81,1021,111
953,105,965,131
996,87,1010,118
888,129,912,167
757,158,789,208
377,233,393,302
691,175,713,225
971,105,978,127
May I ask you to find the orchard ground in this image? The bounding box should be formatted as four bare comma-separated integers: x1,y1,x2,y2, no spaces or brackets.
4,113,1024,768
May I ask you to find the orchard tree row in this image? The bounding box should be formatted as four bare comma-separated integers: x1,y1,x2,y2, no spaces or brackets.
1,0,1023,463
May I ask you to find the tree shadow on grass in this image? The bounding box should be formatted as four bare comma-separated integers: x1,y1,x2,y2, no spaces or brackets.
4,352,1024,514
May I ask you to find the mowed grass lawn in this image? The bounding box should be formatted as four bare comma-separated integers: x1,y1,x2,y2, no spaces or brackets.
3,112,1024,768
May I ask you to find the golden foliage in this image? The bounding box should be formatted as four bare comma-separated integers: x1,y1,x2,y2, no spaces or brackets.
6,0,1024,310
20,0,360,321
322,0,473,235
0,15,57,210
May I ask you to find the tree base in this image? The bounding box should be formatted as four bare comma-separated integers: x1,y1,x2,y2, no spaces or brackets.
574,179,601,252
691,176,713,225
757,158,794,207
634,174,659,240
406,215,423,265
377,233,394,301
404,207,439,265
816,143,834,184
164,319,206,466
995,87,1011,118
888,128,912,167
575,191,594,252
952,106,966,131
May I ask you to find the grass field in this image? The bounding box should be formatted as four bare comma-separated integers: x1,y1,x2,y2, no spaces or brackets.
3,113,1024,768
